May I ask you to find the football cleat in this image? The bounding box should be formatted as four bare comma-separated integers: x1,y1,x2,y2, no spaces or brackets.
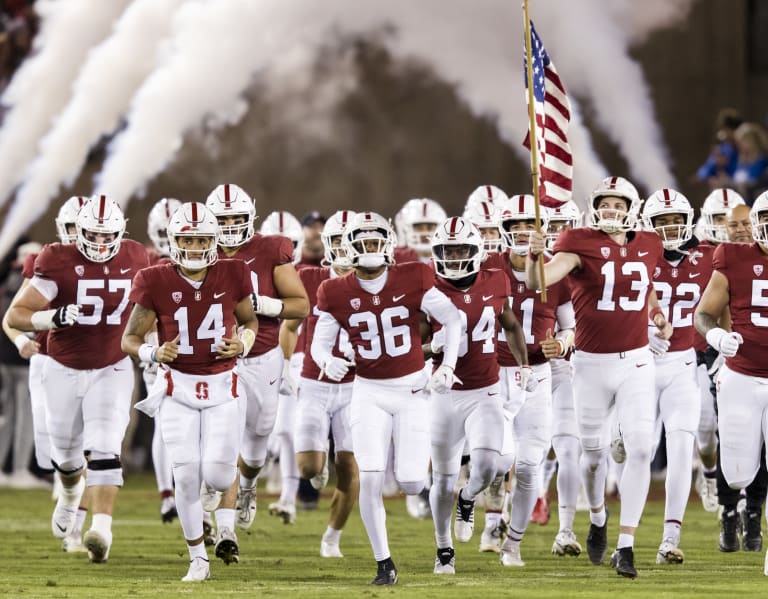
268,501,296,524
479,519,506,553
83,529,112,563
235,486,257,530
530,495,550,525
742,509,763,552
214,527,239,565
720,509,740,552
182,557,210,582
610,547,638,578
202,512,215,547
405,491,431,520
697,471,719,513
320,539,344,558
371,558,398,585
310,459,329,491
656,538,685,564
454,487,475,542
586,510,609,565
62,533,87,553
200,481,222,512
499,540,525,567
433,547,456,575
160,496,178,524
552,528,582,557
51,478,85,539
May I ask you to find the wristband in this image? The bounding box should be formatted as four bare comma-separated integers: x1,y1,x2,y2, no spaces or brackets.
528,250,540,263
239,329,256,357
30,309,56,331
13,334,31,353
649,306,664,323
139,343,158,363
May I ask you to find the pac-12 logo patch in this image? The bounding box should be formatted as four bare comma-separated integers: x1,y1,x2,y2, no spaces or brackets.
74,265,84,277
600,247,610,259
172,292,182,304
350,298,361,310
754,264,764,276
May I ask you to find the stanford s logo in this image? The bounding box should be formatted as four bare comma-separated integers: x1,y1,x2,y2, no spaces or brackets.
372,295,381,306
518,283,526,294
754,265,764,276
74,265,84,277
671,268,678,279
195,381,209,401
463,294,472,304
194,291,202,302
350,298,361,310
619,247,627,257
653,267,661,279
600,247,610,259
172,292,182,304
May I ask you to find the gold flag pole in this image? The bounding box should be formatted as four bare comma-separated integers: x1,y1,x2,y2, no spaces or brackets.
523,0,547,302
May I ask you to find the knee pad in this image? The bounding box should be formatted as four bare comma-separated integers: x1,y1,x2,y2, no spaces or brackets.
552,435,580,462
202,461,236,492
582,447,608,473
173,462,202,501
240,434,269,470
51,455,86,476
397,480,425,495
469,449,498,486
432,472,458,497
513,462,539,492
623,430,653,464
580,434,603,452
86,452,123,487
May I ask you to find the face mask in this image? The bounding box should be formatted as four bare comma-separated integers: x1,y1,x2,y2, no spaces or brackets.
357,254,385,268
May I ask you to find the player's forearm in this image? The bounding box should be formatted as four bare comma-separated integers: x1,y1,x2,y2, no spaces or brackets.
5,306,36,332
121,334,144,357
310,312,341,368
504,327,529,367
279,321,298,359
279,296,310,319
694,311,719,338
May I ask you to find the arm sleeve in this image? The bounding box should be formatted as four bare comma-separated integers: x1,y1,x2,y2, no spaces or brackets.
420,286,461,370
310,310,342,369
555,300,576,331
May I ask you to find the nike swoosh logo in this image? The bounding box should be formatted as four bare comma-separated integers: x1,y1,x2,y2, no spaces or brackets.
245,258,256,265
214,292,226,299
55,522,67,533
635,363,647,368
638,251,649,257
411,388,422,394
120,268,131,274
393,294,406,302
689,273,700,279
269,378,277,385
482,295,494,301
685,361,693,366
536,378,546,383
487,392,499,396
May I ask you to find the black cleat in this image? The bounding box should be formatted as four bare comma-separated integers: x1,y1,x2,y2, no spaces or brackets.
742,509,763,552
586,510,608,565
719,509,740,552
371,558,398,586
610,547,637,579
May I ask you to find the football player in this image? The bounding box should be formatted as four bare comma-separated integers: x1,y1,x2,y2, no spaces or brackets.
462,200,505,254
122,202,257,582
425,216,529,575
393,198,447,264
695,191,768,575
260,210,305,264
280,210,360,558
204,184,309,561
464,184,510,212
310,211,462,585
7,194,149,563
641,188,714,564
526,176,672,578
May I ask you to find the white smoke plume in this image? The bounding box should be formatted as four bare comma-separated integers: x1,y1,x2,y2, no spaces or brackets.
0,0,185,260
0,0,129,212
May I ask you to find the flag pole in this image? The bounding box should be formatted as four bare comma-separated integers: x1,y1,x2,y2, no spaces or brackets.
523,0,547,302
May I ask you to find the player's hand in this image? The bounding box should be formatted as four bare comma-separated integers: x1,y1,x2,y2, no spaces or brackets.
320,357,354,382
518,365,538,392
430,364,462,394
652,313,673,340
53,304,81,328
155,334,181,363
706,327,743,358
338,335,356,361
430,328,446,355
13,335,40,359
216,326,244,359
279,358,296,396
648,327,671,356
528,231,546,257
540,329,562,359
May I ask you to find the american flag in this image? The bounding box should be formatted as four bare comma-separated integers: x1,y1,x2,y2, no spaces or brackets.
523,21,572,208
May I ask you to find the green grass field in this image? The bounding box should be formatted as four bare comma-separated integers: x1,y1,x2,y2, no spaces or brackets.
0,474,766,598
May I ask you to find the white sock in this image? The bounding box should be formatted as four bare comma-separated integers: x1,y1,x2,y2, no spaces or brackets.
188,542,207,560
323,526,342,544
509,464,538,538
617,532,634,549
663,521,681,543
240,474,257,490
91,513,112,537
552,435,580,530
358,471,390,561
279,476,299,506
618,431,652,528
484,511,501,530
663,431,694,525
590,507,606,528
430,472,458,549
73,508,87,534
215,508,235,531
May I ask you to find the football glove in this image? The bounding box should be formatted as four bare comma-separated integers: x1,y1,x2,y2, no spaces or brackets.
518,366,538,392
31,304,81,330
430,364,462,394
320,357,354,382
252,294,284,318
705,327,743,358
648,328,671,356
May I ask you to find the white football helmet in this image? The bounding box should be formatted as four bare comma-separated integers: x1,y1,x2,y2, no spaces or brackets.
321,210,356,269
167,202,219,270
205,183,256,247
147,197,182,257
465,184,509,212
432,217,486,280
399,198,447,252
642,188,694,250
750,191,768,245
586,176,642,234
463,200,504,253
56,196,88,244
75,195,126,263
500,194,549,255
342,211,396,269
545,200,582,249
260,211,304,263
700,188,747,243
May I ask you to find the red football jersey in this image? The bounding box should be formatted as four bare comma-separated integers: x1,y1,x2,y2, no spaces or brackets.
393,246,420,264
146,247,172,267
299,266,355,383
652,243,714,352
33,240,149,369
712,242,768,377
130,259,253,375
433,269,509,389
553,228,663,353
218,234,294,357
693,240,719,352
317,262,434,379
22,251,47,354
488,253,572,366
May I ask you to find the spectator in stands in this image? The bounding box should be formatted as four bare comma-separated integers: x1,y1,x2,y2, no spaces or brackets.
695,108,743,191
733,123,768,205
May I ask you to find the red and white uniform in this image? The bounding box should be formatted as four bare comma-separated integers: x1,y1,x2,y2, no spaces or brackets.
30,240,148,483
393,246,420,265
295,266,354,454
712,242,768,488
429,269,509,474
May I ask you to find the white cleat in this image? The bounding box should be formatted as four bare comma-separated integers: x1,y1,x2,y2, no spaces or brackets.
454,487,475,543
235,486,257,530
202,512,216,547
552,529,582,556
310,460,330,491
51,478,85,539
160,496,178,524
320,540,344,558
200,481,222,512
433,548,456,574
656,538,685,564
83,529,112,563
479,520,506,553
500,540,525,567
698,473,719,513
182,556,210,582
764,548,768,576
214,527,239,565
62,532,87,553
268,501,296,524
405,493,431,520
